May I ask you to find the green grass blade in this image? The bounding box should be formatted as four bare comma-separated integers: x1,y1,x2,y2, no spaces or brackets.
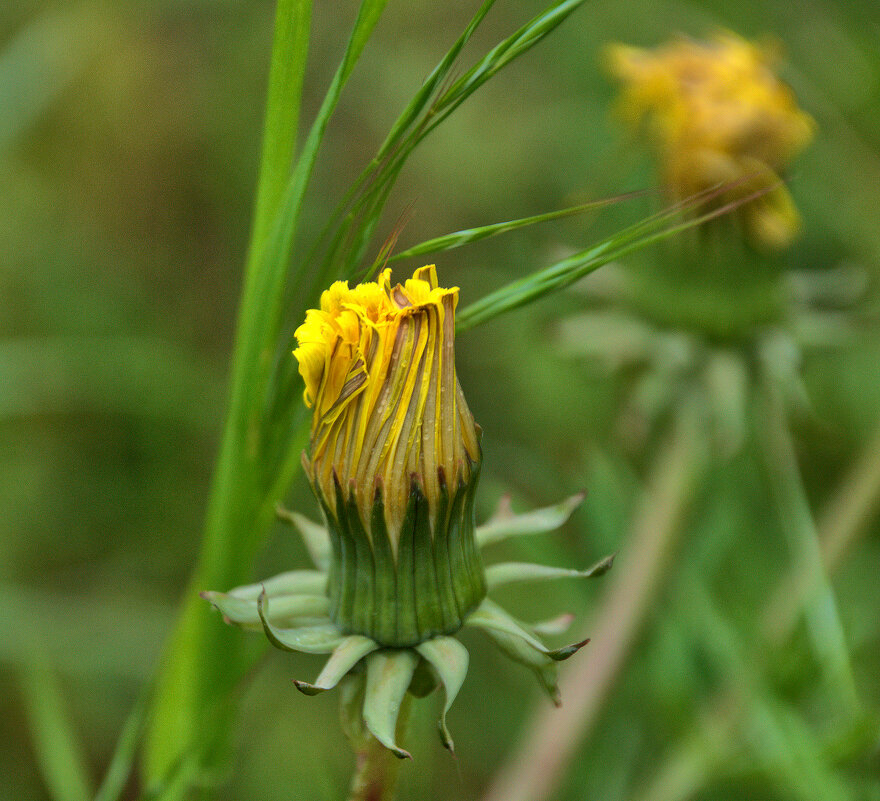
19,654,93,801
310,0,586,292
297,0,497,278
389,192,649,263
247,0,311,261
425,0,588,133
455,190,766,332
93,682,153,801
144,0,392,790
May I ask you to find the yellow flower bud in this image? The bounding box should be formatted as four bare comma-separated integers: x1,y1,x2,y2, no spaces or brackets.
293,265,484,646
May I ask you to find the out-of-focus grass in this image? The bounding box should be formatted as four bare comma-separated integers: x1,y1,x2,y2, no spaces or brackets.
2,0,879,800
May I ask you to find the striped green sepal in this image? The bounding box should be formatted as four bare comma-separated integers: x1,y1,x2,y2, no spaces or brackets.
322,466,487,647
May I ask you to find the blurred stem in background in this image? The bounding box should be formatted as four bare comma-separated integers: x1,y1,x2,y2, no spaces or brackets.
482,397,710,801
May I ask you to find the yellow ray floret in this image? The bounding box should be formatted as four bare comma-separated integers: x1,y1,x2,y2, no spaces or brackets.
294,266,480,551
606,32,814,247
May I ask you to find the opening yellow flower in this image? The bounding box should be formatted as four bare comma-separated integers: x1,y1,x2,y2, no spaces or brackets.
606,32,815,248
293,265,484,646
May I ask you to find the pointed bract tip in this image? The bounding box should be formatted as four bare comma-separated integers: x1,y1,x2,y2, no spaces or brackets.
549,638,591,662
392,747,413,761
587,553,616,577
293,680,325,696
438,722,456,756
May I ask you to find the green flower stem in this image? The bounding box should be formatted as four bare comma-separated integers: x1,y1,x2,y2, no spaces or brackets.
481,399,710,801
346,693,412,801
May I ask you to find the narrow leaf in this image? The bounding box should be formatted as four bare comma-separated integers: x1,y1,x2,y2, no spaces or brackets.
456,183,778,332
248,0,311,261
477,492,585,548
363,650,419,759
390,192,649,262
416,637,470,752
19,655,93,801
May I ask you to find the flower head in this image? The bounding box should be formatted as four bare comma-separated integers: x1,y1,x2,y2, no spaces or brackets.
294,266,484,647
294,265,480,549
606,33,814,247
204,265,612,758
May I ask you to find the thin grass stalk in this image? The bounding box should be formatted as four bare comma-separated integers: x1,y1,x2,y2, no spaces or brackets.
480,399,710,801
762,417,880,641
629,425,880,801
756,381,859,714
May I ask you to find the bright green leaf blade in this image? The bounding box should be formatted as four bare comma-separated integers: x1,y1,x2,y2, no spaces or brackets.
476,492,585,548
294,635,379,695
485,554,615,590
416,637,469,752
390,193,648,263
203,591,329,628
363,650,419,759
257,593,343,654
18,654,93,801
225,569,328,600
145,0,392,785
247,0,311,261
276,506,331,571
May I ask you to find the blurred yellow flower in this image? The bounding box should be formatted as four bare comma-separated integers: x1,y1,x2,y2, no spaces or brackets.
607,33,814,247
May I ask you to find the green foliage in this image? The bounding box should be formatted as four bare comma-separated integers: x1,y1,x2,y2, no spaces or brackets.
3,1,880,800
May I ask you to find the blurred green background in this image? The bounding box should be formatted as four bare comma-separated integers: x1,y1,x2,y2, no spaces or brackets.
2,1,879,799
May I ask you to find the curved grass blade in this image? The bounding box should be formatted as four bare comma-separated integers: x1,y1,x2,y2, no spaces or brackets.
416,637,469,752
18,653,93,801
425,0,589,135
456,183,777,332
388,192,650,263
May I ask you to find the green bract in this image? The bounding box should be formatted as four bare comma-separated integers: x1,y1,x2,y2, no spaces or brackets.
204,491,612,756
